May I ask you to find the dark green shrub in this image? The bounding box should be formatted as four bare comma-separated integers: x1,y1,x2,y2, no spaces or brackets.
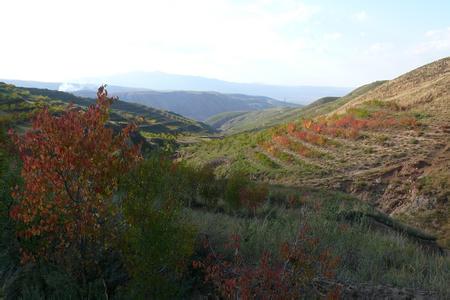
224,171,250,211
119,156,196,298
196,166,222,208
239,182,269,215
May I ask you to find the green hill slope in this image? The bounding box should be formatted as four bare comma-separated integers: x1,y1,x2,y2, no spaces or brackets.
74,89,298,121
181,58,450,246
208,81,386,134
0,82,214,136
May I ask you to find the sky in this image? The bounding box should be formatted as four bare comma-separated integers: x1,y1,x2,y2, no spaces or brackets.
0,0,449,87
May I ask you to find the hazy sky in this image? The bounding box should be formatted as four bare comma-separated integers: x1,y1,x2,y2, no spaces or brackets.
1,0,449,87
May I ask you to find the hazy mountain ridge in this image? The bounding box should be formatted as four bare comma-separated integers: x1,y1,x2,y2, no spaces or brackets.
0,82,214,136
80,71,353,104
1,78,302,122
73,89,297,121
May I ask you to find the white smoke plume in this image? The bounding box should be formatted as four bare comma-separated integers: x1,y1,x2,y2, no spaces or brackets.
58,83,85,92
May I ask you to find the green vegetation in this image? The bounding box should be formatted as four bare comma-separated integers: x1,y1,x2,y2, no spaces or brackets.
99,89,295,121
182,63,449,252
205,110,248,128
0,82,213,136
210,81,387,134
186,187,450,297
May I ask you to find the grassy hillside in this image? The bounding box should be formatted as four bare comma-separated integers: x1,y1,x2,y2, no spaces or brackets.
306,96,339,108
333,57,450,119
181,58,450,247
74,89,297,121
205,111,248,128
208,81,386,134
0,82,214,137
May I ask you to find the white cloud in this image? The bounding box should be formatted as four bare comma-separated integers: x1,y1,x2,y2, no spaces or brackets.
0,0,324,83
324,32,342,41
353,10,368,22
363,42,393,56
413,27,450,54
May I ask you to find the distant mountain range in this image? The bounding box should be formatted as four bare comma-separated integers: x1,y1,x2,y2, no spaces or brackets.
73,89,297,121
78,71,352,104
1,74,352,121
1,79,302,121
2,74,352,105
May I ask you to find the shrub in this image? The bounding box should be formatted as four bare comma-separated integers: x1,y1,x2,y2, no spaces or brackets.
7,87,141,283
193,225,340,299
119,156,196,298
195,166,222,208
224,171,250,211
0,127,22,294
239,182,269,216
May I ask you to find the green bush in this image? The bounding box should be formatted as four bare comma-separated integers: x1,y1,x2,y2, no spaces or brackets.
224,171,250,211
119,156,196,298
196,166,222,208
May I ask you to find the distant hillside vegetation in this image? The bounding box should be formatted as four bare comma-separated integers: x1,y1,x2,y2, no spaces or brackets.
207,81,386,134
205,111,248,129
73,89,297,121
306,96,339,108
0,83,214,136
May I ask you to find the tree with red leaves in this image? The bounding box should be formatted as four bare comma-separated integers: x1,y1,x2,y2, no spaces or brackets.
8,86,141,264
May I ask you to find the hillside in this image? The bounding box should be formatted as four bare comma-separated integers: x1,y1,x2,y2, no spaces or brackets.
73,89,297,121
333,58,450,118
306,96,339,108
0,83,214,137
208,81,386,134
181,57,450,247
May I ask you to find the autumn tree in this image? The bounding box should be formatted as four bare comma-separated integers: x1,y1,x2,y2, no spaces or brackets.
8,86,141,269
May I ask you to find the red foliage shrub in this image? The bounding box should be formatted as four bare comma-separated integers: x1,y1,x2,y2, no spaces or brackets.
287,122,296,134
193,226,340,299
8,87,141,263
303,119,313,129
272,135,291,147
399,117,418,127
239,183,268,215
290,130,327,146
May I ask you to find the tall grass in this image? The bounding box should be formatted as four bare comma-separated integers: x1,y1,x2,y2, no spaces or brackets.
185,188,450,297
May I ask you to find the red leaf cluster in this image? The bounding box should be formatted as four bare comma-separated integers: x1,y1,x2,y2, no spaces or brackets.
8,89,141,262
194,226,340,299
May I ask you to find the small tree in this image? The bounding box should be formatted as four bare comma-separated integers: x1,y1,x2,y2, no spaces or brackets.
8,86,141,270
119,156,196,298
224,171,250,211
